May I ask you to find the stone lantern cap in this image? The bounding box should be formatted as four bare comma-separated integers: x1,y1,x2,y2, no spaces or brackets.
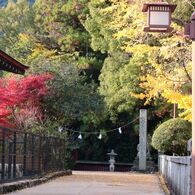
107,149,117,156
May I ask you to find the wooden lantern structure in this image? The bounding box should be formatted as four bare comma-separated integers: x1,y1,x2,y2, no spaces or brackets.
0,50,29,75
142,2,177,33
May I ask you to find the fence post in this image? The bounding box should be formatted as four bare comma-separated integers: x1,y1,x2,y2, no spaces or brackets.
43,136,46,172
158,153,162,174
1,131,5,180
187,157,192,195
45,136,49,171
54,137,56,170
13,132,16,178
59,139,63,169
31,135,35,173
64,138,66,169
8,142,13,179
23,133,27,176
39,136,42,173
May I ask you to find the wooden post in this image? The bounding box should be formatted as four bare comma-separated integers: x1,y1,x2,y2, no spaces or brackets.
23,133,27,176
38,136,42,173
8,142,13,179
31,135,35,173
192,40,195,195
1,131,5,180
13,132,16,178
64,138,66,169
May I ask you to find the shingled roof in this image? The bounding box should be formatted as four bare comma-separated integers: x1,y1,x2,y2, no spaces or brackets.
0,50,29,74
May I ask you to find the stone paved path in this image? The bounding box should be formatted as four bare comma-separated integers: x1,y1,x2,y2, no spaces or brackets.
9,171,165,195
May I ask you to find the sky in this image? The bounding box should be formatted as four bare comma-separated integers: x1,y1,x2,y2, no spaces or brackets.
0,0,35,7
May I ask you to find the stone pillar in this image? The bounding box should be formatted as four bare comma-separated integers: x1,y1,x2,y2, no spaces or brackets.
139,109,147,171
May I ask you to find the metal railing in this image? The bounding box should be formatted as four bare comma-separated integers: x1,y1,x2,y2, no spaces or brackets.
0,126,66,183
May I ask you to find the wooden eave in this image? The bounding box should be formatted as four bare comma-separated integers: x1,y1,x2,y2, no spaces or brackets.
0,50,29,75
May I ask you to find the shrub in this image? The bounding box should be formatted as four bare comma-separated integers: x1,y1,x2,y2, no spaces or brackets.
152,118,191,155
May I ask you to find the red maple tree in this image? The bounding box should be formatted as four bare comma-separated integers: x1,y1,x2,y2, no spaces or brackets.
0,73,53,130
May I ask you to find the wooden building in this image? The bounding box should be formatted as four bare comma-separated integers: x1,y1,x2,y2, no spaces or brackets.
0,50,29,74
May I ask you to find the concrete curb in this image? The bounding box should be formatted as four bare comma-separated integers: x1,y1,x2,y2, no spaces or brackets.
157,173,171,195
0,170,72,194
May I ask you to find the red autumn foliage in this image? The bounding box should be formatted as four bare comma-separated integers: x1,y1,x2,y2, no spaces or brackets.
0,73,53,130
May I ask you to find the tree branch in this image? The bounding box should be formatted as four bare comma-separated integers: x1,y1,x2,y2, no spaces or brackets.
181,59,192,82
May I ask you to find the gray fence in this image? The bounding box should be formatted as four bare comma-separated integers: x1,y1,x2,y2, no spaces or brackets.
159,155,191,195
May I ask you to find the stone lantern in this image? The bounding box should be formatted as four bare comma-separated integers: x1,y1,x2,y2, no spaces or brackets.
107,149,117,172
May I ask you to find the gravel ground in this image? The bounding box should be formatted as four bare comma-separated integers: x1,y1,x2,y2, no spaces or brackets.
9,171,165,195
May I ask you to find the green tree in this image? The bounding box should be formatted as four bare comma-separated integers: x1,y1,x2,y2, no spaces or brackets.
43,63,107,129
152,118,191,155
0,0,108,134
84,0,193,120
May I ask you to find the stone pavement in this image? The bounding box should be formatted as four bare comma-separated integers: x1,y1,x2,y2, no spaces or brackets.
9,171,165,195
